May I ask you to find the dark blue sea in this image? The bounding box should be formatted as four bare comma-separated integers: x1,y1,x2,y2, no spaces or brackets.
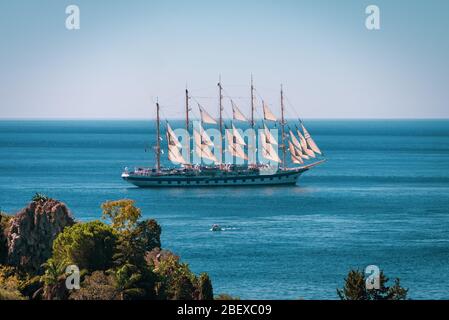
1,119,448,299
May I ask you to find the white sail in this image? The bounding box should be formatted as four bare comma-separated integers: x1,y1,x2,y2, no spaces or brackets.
264,123,278,145
168,144,187,164
194,125,214,146
263,102,277,122
291,153,303,164
232,123,246,145
263,143,281,163
225,129,248,160
303,146,315,158
195,144,218,163
260,132,281,163
231,101,248,122
288,140,300,157
228,143,248,160
288,141,304,164
296,129,307,150
289,130,302,150
198,104,217,124
297,128,315,158
301,124,322,155
299,152,310,160
193,129,202,147
166,122,182,148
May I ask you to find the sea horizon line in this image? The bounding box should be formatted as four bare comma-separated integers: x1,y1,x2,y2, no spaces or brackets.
1,117,449,121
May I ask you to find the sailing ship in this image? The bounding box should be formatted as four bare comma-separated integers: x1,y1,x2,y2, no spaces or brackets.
121,77,325,187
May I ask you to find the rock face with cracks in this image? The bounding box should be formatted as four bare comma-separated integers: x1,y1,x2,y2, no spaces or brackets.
6,199,75,273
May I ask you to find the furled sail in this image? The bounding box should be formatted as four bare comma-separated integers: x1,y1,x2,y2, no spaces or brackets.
166,122,182,148
232,123,246,145
301,124,322,155
198,104,217,124
263,102,277,122
231,100,248,122
260,132,281,163
264,123,278,145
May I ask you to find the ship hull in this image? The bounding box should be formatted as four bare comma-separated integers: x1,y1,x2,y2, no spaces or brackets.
122,168,307,188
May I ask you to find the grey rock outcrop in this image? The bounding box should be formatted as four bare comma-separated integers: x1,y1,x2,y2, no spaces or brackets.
6,199,75,273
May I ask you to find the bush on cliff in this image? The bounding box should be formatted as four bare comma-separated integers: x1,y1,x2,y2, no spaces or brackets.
197,273,214,300
52,221,117,272
0,266,26,300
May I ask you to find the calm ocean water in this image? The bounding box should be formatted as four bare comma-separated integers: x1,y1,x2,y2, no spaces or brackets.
1,119,449,299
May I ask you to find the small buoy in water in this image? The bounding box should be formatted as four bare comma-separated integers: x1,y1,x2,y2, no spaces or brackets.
211,224,222,232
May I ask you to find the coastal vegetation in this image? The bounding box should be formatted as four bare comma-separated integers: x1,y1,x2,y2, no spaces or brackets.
337,269,408,300
1,195,409,300
0,195,214,300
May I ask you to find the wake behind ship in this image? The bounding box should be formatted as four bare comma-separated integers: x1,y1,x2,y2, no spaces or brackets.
122,77,325,187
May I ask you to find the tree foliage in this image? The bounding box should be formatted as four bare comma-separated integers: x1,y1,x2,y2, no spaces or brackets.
69,271,120,300
337,269,408,300
0,197,214,301
153,253,198,300
135,219,162,251
52,221,117,271
101,199,141,232
32,193,49,203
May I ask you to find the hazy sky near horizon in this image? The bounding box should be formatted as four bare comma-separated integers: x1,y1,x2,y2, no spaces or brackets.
0,0,448,119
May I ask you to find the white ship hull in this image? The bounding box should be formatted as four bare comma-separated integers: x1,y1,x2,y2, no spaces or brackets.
122,168,307,188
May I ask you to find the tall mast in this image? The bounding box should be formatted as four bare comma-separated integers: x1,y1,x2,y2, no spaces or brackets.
250,74,255,128
280,85,286,170
156,100,161,172
185,88,189,132
185,88,190,162
218,75,223,163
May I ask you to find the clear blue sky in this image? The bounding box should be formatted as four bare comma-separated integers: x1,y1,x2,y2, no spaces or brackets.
0,0,448,119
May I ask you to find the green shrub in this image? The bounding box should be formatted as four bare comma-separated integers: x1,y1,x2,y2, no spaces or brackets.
52,221,117,271
0,288,26,300
0,266,26,300
32,193,49,203
69,271,120,300
154,253,198,300
197,273,214,300
337,269,408,300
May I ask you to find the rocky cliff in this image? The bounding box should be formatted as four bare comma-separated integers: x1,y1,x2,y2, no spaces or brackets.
6,198,75,273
